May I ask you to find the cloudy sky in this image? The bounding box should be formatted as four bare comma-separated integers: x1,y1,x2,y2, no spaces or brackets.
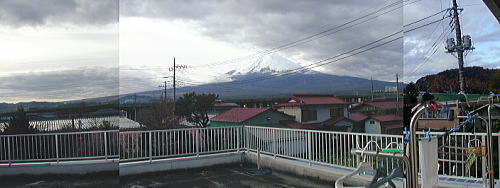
119,0,499,95
0,0,118,103
119,0,404,94
0,0,498,103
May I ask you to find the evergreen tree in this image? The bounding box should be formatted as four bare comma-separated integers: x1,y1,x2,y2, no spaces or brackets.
176,92,218,127
3,106,36,134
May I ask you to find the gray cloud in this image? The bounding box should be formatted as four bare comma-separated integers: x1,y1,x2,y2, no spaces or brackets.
0,0,118,27
0,67,118,102
121,0,403,81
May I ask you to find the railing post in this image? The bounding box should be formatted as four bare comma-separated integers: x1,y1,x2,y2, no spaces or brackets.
104,131,108,160
236,127,240,153
481,135,487,179
149,131,152,163
273,129,277,158
308,131,312,165
55,134,59,164
196,129,200,157
244,127,250,152
355,134,360,164
7,136,11,166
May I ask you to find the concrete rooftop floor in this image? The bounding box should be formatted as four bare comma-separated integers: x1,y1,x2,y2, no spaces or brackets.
0,171,118,188
120,163,334,188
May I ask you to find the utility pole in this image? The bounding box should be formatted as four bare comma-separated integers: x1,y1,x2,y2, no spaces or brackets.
168,57,187,117
159,81,168,102
133,93,137,121
396,74,400,116
452,0,465,93
370,76,374,102
446,0,473,94
173,58,176,103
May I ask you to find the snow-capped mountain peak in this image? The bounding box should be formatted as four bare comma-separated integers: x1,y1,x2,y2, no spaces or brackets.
226,53,306,75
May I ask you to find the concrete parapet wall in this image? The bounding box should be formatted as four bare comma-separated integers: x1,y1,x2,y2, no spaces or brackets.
243,152,382,187
0,159,118,176
119,152,244,176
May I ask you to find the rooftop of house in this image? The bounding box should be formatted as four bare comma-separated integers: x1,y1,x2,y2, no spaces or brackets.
348,112,369,122
369,114,403,122
211,108,293,123
279,120,326,130
276,94,349,107
211,108,269,123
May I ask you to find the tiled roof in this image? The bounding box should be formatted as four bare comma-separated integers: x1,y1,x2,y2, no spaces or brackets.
323,116,350,126
365,101,400,110
276,94,349,107
348,113,369,122
211,108,270,123
279,120,326,130
370,115,403,122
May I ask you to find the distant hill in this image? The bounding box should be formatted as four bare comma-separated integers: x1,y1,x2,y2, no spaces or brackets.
415,66,498,94
2,54,399,113
138,72,396,100
134,54,399,101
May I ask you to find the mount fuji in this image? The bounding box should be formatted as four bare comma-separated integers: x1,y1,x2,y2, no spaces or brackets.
131,53,398,100
225,53,308,76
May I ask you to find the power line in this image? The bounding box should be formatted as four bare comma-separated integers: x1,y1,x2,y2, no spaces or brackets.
404,15,455,77
231,17,448,85
404,25,455,81
190,0,419,69
172,15,448,89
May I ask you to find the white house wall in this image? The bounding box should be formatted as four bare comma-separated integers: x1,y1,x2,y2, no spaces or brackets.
302,107,330,124
364,118,381,134
278,106,302,122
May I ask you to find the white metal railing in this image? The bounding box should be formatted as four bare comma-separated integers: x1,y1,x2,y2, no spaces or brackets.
0,130,119,164
119,126,243,162
415,131,500,181
120,126,499,183
2,116,119,132
1,126,497,183
245,126,404,175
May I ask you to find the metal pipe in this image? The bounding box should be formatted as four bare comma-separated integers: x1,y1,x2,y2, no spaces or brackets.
486,105,494,188
409,104,427,187
351,149,411,188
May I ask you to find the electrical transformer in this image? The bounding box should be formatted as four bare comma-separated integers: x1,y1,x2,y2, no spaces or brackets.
462,35,473,50
445,38,456,52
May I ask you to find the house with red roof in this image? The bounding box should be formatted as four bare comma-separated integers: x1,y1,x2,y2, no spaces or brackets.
348,112,369,132
350,100,402,115
210,108,294,127
275,94,351,130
